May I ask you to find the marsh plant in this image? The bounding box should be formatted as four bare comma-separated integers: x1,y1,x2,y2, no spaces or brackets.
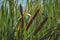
0,0,60,40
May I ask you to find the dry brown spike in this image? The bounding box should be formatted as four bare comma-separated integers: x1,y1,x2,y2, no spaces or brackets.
19,4,24,28
19,4,24,40
20,4,23,16
26,8,40,30
34,16,48,35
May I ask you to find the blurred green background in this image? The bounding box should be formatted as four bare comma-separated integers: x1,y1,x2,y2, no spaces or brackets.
0,0,60,40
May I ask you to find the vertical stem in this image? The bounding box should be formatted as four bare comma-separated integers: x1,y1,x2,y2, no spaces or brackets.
19,4,24,40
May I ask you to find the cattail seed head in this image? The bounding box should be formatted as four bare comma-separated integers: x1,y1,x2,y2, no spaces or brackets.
34,16,48,35
20,4,23,16
26,8,40,30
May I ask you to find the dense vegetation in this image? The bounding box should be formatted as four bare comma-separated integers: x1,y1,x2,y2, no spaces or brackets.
0,0,60,40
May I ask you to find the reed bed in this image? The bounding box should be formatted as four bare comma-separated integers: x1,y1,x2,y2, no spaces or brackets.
0,0,60,40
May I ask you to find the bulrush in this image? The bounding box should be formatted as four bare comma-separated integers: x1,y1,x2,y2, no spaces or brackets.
20,4,23,16
19,4,24,40
19,4,24,28
26,8,40,30
34,16,48,35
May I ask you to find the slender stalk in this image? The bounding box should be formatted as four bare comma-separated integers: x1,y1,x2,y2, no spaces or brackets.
48,27,57,40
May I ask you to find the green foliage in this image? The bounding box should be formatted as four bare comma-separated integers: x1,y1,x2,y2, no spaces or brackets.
0,0,60,40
